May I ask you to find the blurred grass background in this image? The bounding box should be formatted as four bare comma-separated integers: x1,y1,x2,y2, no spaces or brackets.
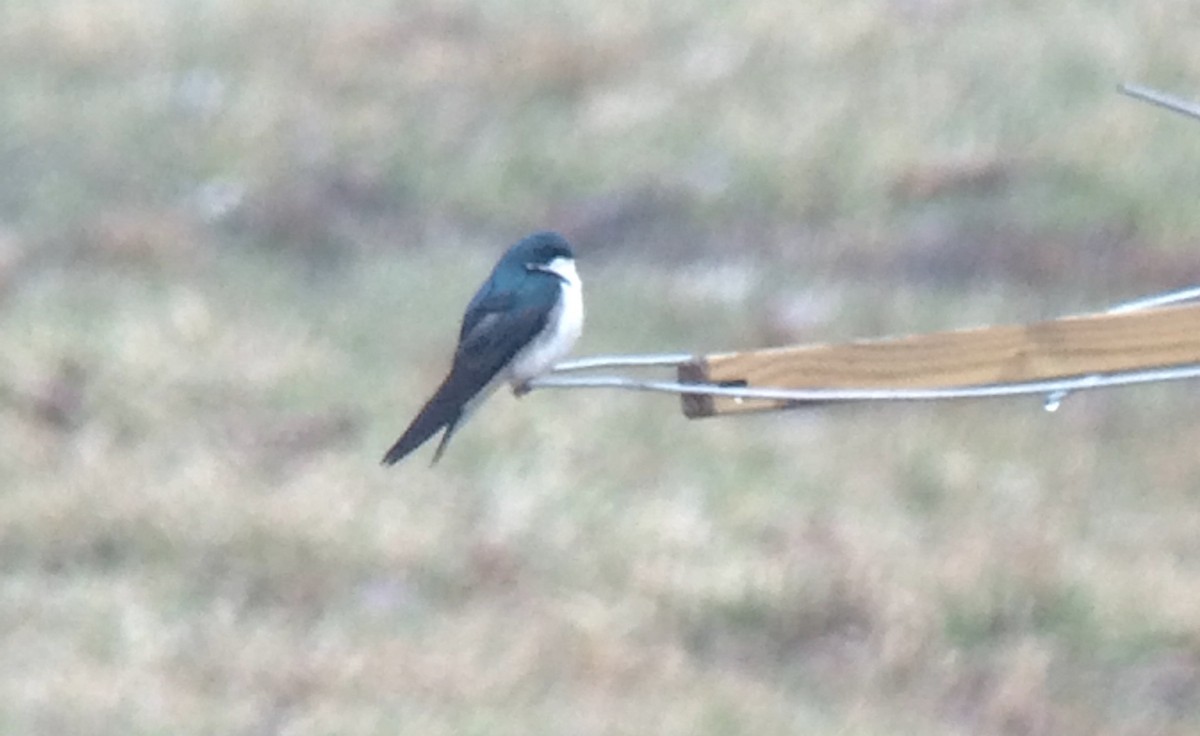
4,0,1200,733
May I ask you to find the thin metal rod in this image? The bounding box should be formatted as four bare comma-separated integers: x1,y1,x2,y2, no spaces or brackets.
1120,83,1200,122
1106,286,1200,314
551,353,693,373
527,363,1200,403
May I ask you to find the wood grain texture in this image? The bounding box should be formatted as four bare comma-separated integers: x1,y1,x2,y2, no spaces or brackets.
679,303,1200,417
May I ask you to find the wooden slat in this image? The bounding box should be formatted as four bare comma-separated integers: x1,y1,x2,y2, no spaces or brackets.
678,302,1200,417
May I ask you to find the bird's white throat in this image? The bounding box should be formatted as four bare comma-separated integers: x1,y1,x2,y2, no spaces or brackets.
508,256,584,385
541,256,580,288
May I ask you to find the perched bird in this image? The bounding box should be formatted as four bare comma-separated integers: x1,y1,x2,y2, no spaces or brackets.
382,232,584,466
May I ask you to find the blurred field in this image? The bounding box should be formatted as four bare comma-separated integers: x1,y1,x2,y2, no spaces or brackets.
4,1,1200,734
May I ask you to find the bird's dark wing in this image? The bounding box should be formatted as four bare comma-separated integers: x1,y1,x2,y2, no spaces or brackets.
459,277,504,342
380,287,554,466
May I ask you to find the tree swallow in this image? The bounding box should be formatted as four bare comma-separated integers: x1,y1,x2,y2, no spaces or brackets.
382,231,584,466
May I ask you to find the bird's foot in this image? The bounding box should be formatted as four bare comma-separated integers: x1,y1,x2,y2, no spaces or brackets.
512,380,532,397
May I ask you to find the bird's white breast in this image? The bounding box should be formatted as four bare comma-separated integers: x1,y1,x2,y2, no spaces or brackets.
507,257,583,385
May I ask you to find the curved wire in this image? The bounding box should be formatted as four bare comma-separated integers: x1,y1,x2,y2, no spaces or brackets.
1120,83,1200,122
551,353,693,372
529,363,1200,404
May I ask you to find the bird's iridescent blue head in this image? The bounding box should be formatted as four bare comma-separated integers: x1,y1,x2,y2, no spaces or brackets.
503,231,577,284
508,231,573,265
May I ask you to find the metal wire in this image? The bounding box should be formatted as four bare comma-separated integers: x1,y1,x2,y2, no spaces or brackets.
1120,83,1200,122
551,353,694,372
1106,285,1200,313
528,363,1200,404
